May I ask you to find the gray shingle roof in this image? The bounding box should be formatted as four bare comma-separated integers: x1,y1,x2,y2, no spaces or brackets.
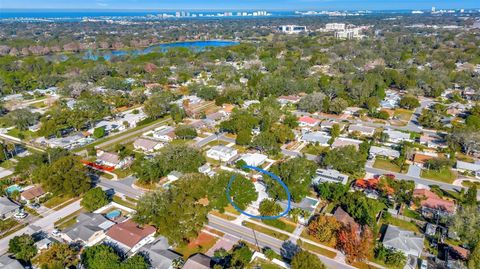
63,213,114,243
140,237,181,269
0,197,19,216
0,255,23,269
382,225,424,257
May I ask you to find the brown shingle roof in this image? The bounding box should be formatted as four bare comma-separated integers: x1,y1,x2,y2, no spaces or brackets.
106,220,156,248
333,207,360,232
21,186,45,200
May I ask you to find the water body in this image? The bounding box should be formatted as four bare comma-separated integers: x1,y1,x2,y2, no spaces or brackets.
81,40,239,61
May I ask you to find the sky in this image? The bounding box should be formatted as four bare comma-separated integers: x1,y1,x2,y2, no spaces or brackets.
1,0,479,11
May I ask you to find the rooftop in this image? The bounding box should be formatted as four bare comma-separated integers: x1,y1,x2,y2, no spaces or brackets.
106,219,156,249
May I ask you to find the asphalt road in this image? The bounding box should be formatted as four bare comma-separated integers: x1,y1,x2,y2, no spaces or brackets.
207,214,355,269
98,176,144,199
0,200,81,254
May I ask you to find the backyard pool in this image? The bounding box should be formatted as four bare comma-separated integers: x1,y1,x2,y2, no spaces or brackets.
105,209,121,220
5,185,22,195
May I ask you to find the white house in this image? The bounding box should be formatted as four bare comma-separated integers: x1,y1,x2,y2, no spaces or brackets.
369,146,401,159
206,146,238,162
133,138,163,152
96,151,130,169
239,153,268,167
348,125,376,137
384,129,412,143
331,137,362,150
312,169,349,185
106,219,156,254
300,131,331,146
456,160,480,179
298,116,319,127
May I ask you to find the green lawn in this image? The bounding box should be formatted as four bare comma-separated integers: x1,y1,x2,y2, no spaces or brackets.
242,221,290,241
402,208,425,221
112,168,132,179
0,218,19,233
421,168,456,184
373,158,404,173
462,180,480,188
112,195,136,209
43,196,73,209
301,144,328,155
262,219,297,233
296,239,337,258
381,215,421,233
210,210,236,221
249,258,283,269
393,109,414,121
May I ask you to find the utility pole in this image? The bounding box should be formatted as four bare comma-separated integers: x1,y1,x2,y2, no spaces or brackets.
251,228,260,251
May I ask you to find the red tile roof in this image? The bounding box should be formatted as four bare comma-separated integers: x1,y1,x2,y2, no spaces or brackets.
413,189,456,213
106,220,156,248
298,116,319,125
355,178,394,195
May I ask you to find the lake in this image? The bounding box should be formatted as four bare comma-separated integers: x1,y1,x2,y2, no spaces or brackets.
82,40,239,61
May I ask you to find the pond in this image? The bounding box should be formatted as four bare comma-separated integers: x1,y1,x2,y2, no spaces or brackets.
81,40,240,61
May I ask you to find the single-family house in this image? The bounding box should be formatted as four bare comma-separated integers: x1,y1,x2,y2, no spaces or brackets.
300,131,331,146
331,137,362,150
344,107,362,116
139,237,182,269
20,185,46,203
206,146,238,162
62,213,115,246
413,189,456,217
420,133,447,149
380,90,401,109
151,126,176,142
412,152,438,167
354,178,394,199
97,151,130,169
384,129,412,143
35,238,54,251
167,171,183,182
348,125,376,137
277,95,301,105
298,116,319,127
239,153,268,167
0,197,19,220
369,146,400,159
133,138,163,152
106,219,156,254
333,207,360,233
0,255,23,269
456,160,480,179
183,253,213,269
382,225,424,257
320,121,344,131
312,169,349,185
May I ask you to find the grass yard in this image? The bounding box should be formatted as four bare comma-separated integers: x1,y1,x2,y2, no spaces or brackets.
0,218,19,233
248,258,284,269
224,205,241,216
421,168,456,184
381,215,421,233
373,158,404,173
393,109,414,121
402,208,425,221
112,195,137,209
262,218,297,233
175,232,218,259
43,196,74,209
112,168,132,179
462,180,480,188
210,210,236,221
6,128,38,140
296,239,337,258
301,144,328,155
242,221,290,241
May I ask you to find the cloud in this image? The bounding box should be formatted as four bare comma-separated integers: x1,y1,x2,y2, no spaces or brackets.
96,1,108,7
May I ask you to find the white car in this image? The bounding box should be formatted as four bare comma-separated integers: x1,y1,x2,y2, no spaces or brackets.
14,212,28,219
51,229,61,237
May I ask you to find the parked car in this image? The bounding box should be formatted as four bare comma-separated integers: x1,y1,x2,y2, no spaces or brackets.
29,203,40,209
14,212,28,219
51,229,61,237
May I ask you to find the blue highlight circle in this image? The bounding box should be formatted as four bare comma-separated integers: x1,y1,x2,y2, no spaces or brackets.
226,165,291,220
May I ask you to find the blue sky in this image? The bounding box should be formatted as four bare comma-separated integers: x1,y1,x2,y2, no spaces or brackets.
1,0,479,10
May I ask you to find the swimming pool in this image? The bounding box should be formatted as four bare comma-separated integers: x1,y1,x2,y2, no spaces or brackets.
5,185,22,195
105,209,121,220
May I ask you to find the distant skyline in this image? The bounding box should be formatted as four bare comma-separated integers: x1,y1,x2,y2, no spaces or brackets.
1,0,479,11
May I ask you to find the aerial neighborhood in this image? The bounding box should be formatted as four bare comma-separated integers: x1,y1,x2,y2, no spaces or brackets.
0,4,479,269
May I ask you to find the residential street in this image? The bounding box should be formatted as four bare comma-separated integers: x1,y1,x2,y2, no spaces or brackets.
207,214,357,269
0,200,81,254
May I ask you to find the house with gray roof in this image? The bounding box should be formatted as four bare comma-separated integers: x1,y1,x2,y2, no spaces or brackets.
61,213,115,246
140,237,182,269
0,197,19,220
384,129,412,143
183,253,212,269
369,146,400,159
312,169,349,185
300,131,331,146
0,255,23,269
456,160,480,179
348,125,376,137
382,225,424,257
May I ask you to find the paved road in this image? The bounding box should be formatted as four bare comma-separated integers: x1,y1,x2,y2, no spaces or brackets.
0,200,81,254
98,176,144,199
365,166,464,191
207,214,355,269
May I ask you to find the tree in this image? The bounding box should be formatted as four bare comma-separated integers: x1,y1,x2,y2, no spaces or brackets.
169,104,185,123
3,108,40,131
251,131,280,155
337,225,373,263
36,242,78,269
235,129,251,145
469,241,480,269
8,234,37,262
374,244,406,267
264,157,316,202
81,187,110,212
174,125,197,140
81,244,120,268
331,123,341,139
449,206,480,248
307,215,341,246
134,174,211,245
398,96,420,110
210,172,257,211
329,97,348,114
291,250,326,269
298,92,326,113
464,186,478,206
143,92,174,119
230,243,253,267
321,145,366,174
341,191,385,226
32,155,91,197
258,199,282,217
93,127,106,139
466,115,480,130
